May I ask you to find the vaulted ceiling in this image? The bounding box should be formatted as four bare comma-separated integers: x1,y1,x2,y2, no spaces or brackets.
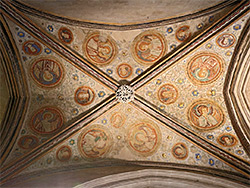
0,0,250,187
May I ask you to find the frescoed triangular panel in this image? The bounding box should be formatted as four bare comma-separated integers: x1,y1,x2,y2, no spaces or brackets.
136,12,250,162
21,6,234,83
18,103,237,178
3,16,114,166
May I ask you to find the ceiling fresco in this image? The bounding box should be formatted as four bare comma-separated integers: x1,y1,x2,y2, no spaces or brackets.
0,0,250,187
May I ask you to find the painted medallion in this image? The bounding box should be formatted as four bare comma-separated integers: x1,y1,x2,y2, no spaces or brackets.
132,31,166,65
58,27,74,44
74,86,95,106
217,134,237,147
187,100,224,130
127,121,161,156
56,145,72,162
172,143,188,160
175,25,191,42
117,63,132,79
30,107,64,134
22,40,42,55
78,126,112,158
187,52,224,85
83,32,117,65
216,33,235,48
31,58,64,87
110,112,125,128
158,83,178,105
18,135,39,149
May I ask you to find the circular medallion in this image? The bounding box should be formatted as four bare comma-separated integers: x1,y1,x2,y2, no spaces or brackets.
172,143,188,160
30,107,64,134
78,126,112,158
22,41,42,55
83,32,117,65
158,83,178,105
132,31,166,65
116,85,134,103
217,134,237,147
56,145,72,162
110,112,125,128
187,52,224,85
127,121,161,156
74,86,95,106
117,63,132,79
31,58,64,87
175,25,191,42
18,135,39,149
216,33,235,48
58,27,74,44
187,100,224,130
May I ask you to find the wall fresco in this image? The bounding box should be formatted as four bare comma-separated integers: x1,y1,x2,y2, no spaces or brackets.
131,30,167,65
127,121,161,156
56,145,72,162
187,52,224,85
31,58,64,88
157,83,178,105
83,32,117,65
30,107,64,134
187,99,224,130
22,40,42,56
58,27,74,44
78,125,112,158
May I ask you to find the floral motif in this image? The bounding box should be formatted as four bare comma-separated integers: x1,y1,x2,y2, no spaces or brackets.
166,27,173,33
106,69,113,75
208,158,215,166
47,25,54,32
195,153,201,161
196,23,204,30
192,90,199,96
69,139,75,145
44,48,52,54
17,31,25,37
233,24,241,30
136,68,143,75
98,91,106,98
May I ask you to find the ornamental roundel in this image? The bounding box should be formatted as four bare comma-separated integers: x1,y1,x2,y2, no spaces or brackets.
127,121,161,156
30,107,64,134
172,143,188,160
78,125,112,158
117,63,132,79
187,52,224,85
22,40,42,56
216,33,235,48
58,27,74,44
187,99,224,130
131,30,167,65
110,112,125,128
157,83,178,105
18,135,39,149
175,25,191,42
83,32,117,65
31,58,64,88
74,86,95,106
217,134,237,147
56,145,72,162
